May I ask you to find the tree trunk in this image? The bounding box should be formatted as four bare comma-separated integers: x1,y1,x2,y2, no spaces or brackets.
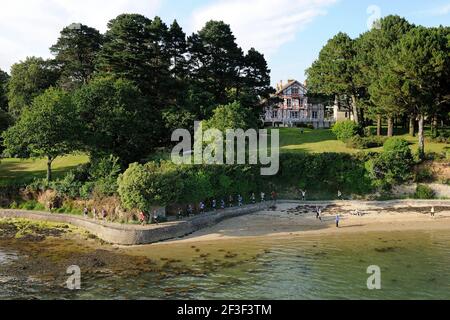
432,116,438,138
377,115,382,136
409,116,415,137
351,95,359,125
387,117,394,137
418,114,425,160
47,157,53,182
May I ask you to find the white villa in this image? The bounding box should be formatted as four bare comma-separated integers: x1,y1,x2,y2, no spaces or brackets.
262,79,352,128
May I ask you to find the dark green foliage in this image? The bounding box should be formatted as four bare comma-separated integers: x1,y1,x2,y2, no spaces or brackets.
346,135,387,149
7,57,60,118
366,138,414,188
72,76,158,165
50,23,103,88
332,120,360,141
414,185,435,199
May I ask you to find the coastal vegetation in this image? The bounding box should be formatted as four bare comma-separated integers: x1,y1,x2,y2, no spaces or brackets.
0,14,448,222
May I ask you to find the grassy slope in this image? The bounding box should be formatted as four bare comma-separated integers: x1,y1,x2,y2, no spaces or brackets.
0,154,89,186
0,128,447,186
277,127,449,155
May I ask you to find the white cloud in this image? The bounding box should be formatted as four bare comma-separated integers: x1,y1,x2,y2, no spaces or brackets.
190,0,337,55
0,0,162,73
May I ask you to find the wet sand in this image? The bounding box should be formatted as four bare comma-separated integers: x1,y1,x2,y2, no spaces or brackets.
152,202,450,244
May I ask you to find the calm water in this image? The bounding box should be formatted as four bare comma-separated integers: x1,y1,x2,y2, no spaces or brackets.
1,230,450,300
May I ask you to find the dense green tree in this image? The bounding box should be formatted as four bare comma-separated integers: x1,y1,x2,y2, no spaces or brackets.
355,15,414,135
7,57,60,118
0,69,9,111
188,21,243,105
96,14,170,101
306,33,361,124
2,88,80,181
50,23,103,89
165,20,188,79
391,26,450,159
72,76,158,165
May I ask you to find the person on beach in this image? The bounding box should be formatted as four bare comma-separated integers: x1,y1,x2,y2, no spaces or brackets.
83,206,89,218
318,208,323,222
261,192,266,202
176,208,183,220
431,207,435,217
238,195,243,207
221,199,226,210
251,193,256,204
92,208,97,220
316,206,320,219
336,215,340,228
101,208,107,221
338,190,342,200
212,199,217,211
153,210,159,224
229,195,234,207
301,190,307,201
271,191,277,204
187,204,193,216
139,210,147,225
200,202,205,214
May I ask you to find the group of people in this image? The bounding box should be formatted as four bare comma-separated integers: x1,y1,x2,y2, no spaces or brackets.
299,190,344,201
175,191,278,220
83,206,109,221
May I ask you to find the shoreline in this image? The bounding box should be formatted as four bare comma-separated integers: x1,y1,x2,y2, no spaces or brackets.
148,201,450,245
1,200,450,246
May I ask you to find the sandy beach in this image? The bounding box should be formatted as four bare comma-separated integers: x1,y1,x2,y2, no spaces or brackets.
160,202,450,244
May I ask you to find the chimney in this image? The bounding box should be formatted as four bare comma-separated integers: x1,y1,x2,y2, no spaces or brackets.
288,79,294,84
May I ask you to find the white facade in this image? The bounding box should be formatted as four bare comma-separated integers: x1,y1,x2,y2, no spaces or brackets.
263,80,336,128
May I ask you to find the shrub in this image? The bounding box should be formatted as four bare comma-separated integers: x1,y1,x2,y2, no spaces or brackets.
366,138,414,188
414,184,435,199
346,135,386,149
89,155,121,196
332,120,360,141
414,168,434,183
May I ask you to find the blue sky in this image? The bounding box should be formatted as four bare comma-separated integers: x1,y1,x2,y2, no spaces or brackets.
0,0,449,87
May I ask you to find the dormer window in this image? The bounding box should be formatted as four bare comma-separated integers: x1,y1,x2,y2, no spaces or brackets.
292,87,299,95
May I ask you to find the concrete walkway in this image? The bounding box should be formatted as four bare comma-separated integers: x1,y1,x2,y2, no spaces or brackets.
1,199,449,245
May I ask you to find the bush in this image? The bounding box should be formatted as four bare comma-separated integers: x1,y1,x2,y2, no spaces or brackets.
332,120,360,141
366,138,414,188
89,155,121,196
346,135,387,149
414,168,434,183
414,185,435,199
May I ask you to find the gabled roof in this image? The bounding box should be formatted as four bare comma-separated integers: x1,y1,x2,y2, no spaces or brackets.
275,80,307,95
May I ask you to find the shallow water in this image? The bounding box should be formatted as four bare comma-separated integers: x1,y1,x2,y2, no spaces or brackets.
1,230,450,300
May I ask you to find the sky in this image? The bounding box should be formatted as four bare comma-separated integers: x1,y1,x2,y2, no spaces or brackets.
0,0,449,87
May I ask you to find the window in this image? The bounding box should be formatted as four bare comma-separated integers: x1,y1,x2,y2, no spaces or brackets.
291,87,299,95
291,111,299,119
272,110,278,118
286,99,292,108
312,111,318,119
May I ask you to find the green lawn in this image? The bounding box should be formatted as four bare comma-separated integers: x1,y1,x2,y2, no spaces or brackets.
276,127,449,155
0,154,89,186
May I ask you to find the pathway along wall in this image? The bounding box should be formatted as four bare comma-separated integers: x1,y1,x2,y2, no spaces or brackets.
0,202,272,245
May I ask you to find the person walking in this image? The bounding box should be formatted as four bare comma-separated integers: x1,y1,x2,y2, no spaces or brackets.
251,193,256,204
271,191,277,205
187,204,193,216
221,199,226,210
238,195,243,207
212,199,217,211
139,210,147,225
153,210,159,224
229,195,234,208
261,192,266,202
431,207,435,217
302,190,307,201
92,208,97,220
336,215,340,228
200,201,205,214
101,208,108,221
83,206,89,218
338,190,342,200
